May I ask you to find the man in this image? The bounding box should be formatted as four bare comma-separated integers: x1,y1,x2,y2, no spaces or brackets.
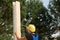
15,24,38,40
15,31,27,40
25,24,38,40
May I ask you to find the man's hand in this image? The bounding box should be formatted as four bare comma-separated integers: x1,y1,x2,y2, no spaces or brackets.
15,32,27,40
15,32,20,40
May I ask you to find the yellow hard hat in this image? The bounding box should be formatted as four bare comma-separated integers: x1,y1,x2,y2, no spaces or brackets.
27,24,36,33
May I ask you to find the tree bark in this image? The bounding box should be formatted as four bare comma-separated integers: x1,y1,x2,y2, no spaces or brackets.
13,1,21,40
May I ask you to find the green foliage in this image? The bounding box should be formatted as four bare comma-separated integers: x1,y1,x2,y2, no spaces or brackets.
0,0,58,40
49,0,60,16
30,7,54,39
0,0,12,40
57,37,60,40
49,0,60,39
49,0,60,33
21,0,56,39
0,33,12,40
19,0,27,20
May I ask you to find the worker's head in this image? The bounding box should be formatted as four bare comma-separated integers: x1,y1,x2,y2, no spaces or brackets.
26,24,36,33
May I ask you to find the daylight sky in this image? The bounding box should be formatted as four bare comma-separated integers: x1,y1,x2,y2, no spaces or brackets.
42,0,50,8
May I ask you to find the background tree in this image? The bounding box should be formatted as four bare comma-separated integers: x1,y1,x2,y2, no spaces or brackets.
0,0,27,40
0,0,59,40
49,0,60,33
0,0,13,40
49,0,60,16
23,0,56,40
49,0,60,40
48,0,60,25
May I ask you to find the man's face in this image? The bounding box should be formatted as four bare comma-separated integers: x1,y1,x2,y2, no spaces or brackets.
26,27,31,33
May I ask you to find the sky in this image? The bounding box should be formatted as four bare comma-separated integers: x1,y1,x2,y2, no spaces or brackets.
42,0,50,8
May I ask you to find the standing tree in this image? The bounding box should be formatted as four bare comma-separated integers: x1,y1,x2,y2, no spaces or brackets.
24,0,56,40
49,0,60,39
0,0,26,40
49,0,60,16
0,0,13,40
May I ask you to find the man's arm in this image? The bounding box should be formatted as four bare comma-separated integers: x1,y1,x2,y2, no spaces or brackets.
15,32,21,40
15,32,27,40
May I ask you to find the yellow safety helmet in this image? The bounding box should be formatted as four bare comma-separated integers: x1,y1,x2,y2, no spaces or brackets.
27,24,36,33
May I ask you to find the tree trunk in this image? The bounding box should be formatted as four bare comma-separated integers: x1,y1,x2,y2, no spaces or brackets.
13,1,21,40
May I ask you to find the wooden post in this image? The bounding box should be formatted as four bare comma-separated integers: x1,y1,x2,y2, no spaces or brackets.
13,1,21,40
